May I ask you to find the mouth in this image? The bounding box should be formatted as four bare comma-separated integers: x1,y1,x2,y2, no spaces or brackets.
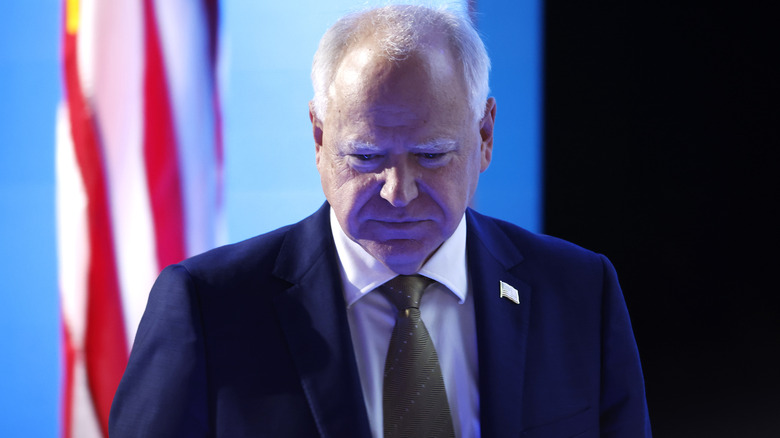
367,219,431,230
372,218,425,224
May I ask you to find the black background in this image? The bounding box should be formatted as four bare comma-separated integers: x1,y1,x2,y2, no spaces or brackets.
544,2,778,436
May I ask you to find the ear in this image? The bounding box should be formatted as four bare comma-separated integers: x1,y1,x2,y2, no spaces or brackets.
479,97,496,173
309,101,324,166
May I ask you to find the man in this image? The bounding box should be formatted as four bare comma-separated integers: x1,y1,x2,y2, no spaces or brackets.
110,5,651,437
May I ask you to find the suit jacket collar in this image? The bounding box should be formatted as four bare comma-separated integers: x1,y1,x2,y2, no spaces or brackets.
268,205,532,437
467,208,531,437
271,203,371,438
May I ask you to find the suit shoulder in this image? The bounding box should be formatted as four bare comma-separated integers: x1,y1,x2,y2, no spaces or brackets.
467,210,615,290
176,223,294,283
471,210,601,263
157,205,331,296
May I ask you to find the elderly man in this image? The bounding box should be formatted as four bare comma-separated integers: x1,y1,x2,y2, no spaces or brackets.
110,5,651,438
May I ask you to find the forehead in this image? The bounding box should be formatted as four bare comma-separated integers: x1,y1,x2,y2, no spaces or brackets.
321,31,476,151
328,35,465,114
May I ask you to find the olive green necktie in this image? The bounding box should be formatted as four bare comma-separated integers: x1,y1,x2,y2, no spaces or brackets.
379,275,454,438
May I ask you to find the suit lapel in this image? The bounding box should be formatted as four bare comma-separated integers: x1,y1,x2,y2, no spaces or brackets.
467,209,531,437
267,205,533,436
270,204,371,437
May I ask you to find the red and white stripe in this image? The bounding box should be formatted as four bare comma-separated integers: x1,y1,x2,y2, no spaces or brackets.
57,0,222,436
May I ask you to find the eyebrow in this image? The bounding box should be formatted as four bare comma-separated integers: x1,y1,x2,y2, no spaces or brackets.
338,138,457,153
410,139,458,152
338,140,384,153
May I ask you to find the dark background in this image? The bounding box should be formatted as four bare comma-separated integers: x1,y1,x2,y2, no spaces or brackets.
543,2,778,437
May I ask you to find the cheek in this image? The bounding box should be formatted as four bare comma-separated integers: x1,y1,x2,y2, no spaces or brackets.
348,176,382,207
321,154,353,191
464,148,484,193
423,165,479,222
329,170,380,216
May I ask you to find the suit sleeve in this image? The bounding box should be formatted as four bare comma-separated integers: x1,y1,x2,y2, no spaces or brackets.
598,254,653,437
109,264,210,437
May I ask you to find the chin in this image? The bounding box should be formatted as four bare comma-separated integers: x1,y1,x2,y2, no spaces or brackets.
381,254,428,275
360,238,438,275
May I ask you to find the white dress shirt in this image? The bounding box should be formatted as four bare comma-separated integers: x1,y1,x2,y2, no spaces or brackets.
329,208,480,438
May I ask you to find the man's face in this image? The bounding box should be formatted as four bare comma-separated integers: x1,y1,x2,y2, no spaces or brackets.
312,36,495,274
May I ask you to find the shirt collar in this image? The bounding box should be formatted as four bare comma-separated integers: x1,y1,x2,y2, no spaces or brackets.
330,207,468,307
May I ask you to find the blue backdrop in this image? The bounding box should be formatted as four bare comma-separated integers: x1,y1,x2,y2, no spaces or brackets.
0,1,539,435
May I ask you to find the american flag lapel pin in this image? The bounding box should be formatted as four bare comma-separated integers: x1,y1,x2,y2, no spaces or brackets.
499,281,520,304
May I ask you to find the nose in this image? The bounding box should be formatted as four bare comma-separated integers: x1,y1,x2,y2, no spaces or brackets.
379,161,419,207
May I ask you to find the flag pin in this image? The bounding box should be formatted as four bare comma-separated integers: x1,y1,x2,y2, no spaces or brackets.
499,281,520,304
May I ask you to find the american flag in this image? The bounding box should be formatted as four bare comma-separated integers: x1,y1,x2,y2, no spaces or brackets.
56,0,222,436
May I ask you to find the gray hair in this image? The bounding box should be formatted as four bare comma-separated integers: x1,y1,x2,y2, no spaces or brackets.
311,4,490,123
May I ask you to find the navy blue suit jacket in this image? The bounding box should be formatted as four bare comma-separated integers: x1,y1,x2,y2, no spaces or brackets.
109,203,651,437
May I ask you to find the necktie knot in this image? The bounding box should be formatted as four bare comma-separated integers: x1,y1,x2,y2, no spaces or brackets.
379,275,434,311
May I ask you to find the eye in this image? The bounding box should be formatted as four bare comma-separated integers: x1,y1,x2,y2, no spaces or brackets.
351,154,379,161
418,152,446,160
